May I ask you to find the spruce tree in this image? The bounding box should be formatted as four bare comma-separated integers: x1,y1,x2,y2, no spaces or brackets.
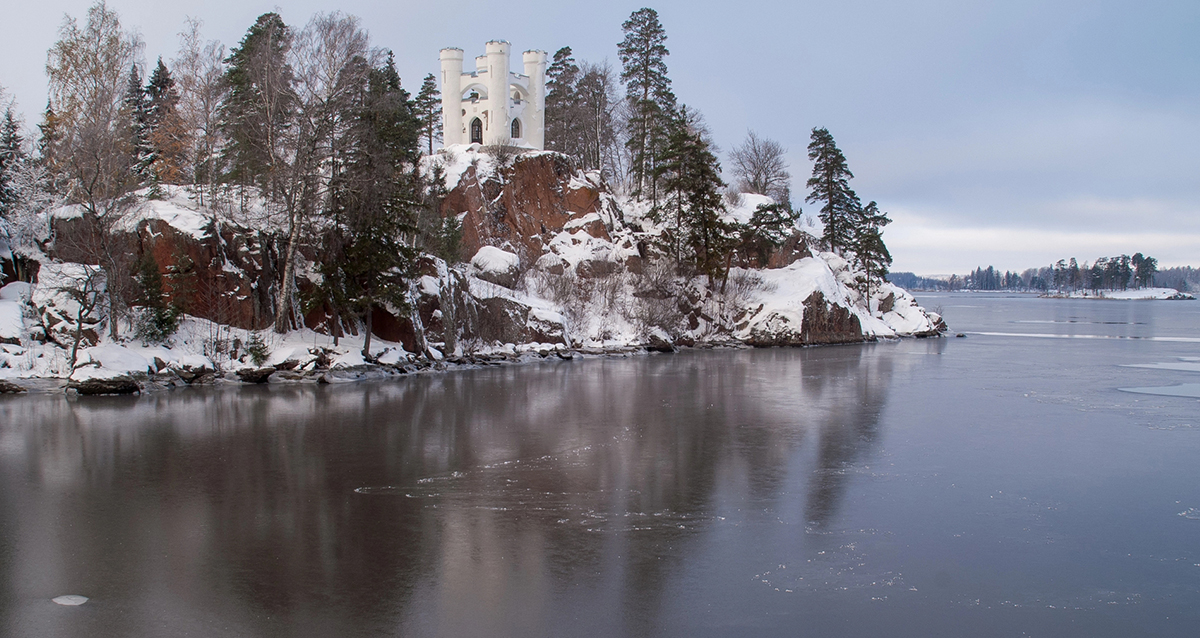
321,52,421,358
145,57,188,186
0,106,25,218
413,73,441,155
805,127,860,254
419,162,460,263
122,64,153,183
133,253,180,342
618,8,675,201
36,101,63,189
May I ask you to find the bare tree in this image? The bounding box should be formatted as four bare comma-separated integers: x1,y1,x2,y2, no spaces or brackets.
172,17,227,206
54,263,106,369
729,130,791,204
577,61,621,179
45,1,144,339
264,11,378,333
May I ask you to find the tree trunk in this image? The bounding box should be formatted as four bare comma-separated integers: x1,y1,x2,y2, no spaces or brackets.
362,302,373,360
441,279,458,356
273,216,302,333
107,288,120,341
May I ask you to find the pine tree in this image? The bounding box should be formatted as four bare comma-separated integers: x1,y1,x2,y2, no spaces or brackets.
739,201,799,267
805,127,860,253
1135,254,1157,287
618,8,675,201
656,106,735,279
853,201,892,300
0,106,25,218
545,46,581,156
413,73,441,155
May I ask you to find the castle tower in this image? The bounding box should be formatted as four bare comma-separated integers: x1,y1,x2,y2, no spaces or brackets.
439,41,546,150
438,48,463,150
522,49,547,149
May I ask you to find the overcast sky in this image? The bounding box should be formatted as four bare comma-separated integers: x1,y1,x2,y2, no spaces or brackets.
2,0,1197,275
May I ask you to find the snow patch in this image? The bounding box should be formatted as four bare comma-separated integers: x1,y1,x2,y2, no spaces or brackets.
423,144,497,192
471,246,520,274
79,345,152,374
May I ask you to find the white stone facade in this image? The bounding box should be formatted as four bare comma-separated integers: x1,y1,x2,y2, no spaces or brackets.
440,41,546,149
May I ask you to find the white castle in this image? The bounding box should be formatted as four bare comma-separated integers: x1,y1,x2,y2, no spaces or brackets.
439,41,547,149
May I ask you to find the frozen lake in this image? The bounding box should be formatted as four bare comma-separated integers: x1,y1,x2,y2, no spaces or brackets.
1,293,1199,637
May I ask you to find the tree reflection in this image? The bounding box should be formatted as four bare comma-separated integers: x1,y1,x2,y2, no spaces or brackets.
0,343,920,636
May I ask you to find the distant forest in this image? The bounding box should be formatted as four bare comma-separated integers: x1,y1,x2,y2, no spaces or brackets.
890,253,1199,293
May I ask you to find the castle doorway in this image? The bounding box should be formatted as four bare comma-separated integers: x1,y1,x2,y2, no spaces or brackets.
470,118,483,144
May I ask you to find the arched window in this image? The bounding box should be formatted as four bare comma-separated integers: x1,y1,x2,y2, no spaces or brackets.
510,118,521,139
470,118,483,144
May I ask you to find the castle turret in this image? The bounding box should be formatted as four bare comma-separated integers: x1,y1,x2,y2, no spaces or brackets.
522,50,547,150
439,48,464,146
484,41,511,146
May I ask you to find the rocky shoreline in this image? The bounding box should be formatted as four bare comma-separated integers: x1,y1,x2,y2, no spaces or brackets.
0,333,945,396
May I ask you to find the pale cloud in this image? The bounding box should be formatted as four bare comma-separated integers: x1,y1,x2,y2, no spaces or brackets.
887,207,1200,275
1,0,1196,279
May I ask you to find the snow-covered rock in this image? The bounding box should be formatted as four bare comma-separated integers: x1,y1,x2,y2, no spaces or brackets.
78,345,152,374
0,282,28,345
470,246,521,288
67,366,140,395
30,262,107,349
735,255,944,346
545,229,638,278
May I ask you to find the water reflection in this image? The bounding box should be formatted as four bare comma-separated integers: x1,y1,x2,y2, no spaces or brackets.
0,343,928,637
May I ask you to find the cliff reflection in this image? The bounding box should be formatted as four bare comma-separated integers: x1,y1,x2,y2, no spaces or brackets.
0,343,927,637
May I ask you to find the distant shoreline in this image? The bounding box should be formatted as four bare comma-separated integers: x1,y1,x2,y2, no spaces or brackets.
908,289,1194,300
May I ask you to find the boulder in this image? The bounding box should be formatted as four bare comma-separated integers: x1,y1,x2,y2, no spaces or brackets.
878,292,896,314
745,291,864,346
576,258,621,279
236,366,276,384
67,369,140,395
470,246,521,289
801,291,864,344
474,297,567,346
0,379,27,394
0,282,29,346
170,357,216,383
645,332,676,353
766,231,815,269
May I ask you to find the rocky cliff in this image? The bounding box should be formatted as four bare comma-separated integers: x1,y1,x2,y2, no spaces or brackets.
0,147,945,385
